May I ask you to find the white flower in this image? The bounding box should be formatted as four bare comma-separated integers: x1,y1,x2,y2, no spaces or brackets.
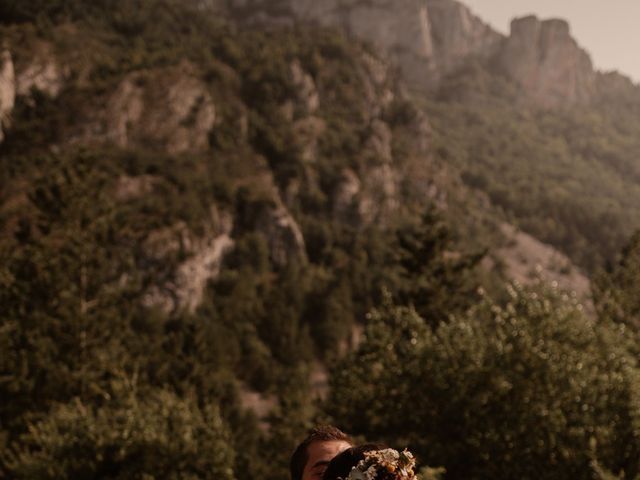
346,448,417,480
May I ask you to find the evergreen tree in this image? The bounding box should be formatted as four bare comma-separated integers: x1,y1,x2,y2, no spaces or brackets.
0,152,144,435
391,209,484,326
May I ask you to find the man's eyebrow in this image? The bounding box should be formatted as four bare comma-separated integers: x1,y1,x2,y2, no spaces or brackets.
312,460,331,469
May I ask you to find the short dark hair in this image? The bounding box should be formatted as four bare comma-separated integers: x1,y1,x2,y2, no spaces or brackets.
322,444,387,480
290,426,352,480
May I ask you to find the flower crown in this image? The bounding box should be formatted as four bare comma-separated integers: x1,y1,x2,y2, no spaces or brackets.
346,448,417,480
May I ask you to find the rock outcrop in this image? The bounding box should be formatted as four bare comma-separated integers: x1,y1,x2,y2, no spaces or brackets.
497,16,597,108
225,0,627,108
16,55,64,98
424,0,502,84
283,60,325,163
142,207,235,314
256,202,307,268
494,222,592,309
229,0,500,89
88,61,216,153
0,50,15,143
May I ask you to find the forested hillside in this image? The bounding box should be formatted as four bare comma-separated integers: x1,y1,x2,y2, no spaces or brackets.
1,1,640,479
426,61,640,271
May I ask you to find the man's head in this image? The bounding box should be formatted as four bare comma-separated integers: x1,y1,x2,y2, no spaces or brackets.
290,426,352,480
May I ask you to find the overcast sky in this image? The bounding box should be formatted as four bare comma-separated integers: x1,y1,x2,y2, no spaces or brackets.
462,0,640,83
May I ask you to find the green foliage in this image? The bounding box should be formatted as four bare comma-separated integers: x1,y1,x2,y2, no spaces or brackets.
4,383,235,480
0,147,266,477
427,66,640,271
259,365,317,480
0,152,143,429
326,284,640,479
390,209,484,325
5,2,640,479
594,231,640,328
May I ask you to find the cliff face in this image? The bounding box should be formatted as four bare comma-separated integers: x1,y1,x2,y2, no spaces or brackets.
424,0,502,85
229,0,500,89
497,16,597,108
1,14,442,314
0,40,65,143
225,0,635,108
83,61,217,154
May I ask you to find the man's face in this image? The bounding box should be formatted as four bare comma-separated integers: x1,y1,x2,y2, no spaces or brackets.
302,440,351,480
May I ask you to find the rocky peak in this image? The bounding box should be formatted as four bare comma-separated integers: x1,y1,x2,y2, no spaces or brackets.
497,15,597,108
424,0,502,84
228,0,501,90
223,0,625,108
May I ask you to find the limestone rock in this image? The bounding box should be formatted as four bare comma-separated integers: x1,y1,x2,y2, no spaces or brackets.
292,116,325,163
142,208,235,314
99,61,216,153
114,174,159,202
365,119,393,164
332,163,401,228
278,0,436,87
16,57,64,98
280,60,319,121
497,16,597,108
173,232,235,312
358,163,399,225
0,50,15,143
333,169,361,223
359,52,395,120
257,202,307,268
228,0,613,107
290,60,319,116
424,0,502,84
232,0,500,90
494,222,592,309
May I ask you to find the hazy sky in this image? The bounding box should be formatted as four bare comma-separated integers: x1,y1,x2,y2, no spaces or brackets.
462,0,640,83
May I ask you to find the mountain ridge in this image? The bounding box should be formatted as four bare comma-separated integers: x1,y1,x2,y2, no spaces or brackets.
218,0,640,108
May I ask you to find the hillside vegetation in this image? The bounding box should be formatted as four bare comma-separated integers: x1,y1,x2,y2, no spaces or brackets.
1,1,640,479
426,60,640,273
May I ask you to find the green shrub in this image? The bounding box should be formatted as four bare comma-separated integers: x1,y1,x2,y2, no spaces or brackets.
4,385,235,480
326,285,640,479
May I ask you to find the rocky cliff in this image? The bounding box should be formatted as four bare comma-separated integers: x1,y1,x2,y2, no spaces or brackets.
223,0,636,108
0,13,443,314
424,0,502,85
0,39,65,143
496,16,597,108
227,0,500,89
83,61,216,153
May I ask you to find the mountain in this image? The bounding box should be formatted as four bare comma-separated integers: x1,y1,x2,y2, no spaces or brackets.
497,16,596,108
226,0,502,90
223,0,639,107
206,0,640,271
2,1,640,478
1,5,487,477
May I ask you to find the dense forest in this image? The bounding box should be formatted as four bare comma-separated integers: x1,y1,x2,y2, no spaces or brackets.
427,62,640,271
1,1,640,479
